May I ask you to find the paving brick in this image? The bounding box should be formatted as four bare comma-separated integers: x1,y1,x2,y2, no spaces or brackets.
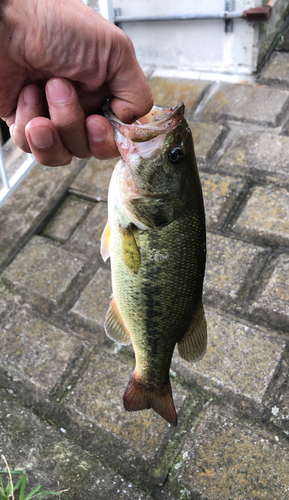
168,405,289,500
260,52,289,87
0,143,83,269
69,156,116,201
0,390,150,499
218,130,289,181
249,254,289,330
70,267,111,334
149,77,210,113
2,236,86,313
277,24,289,50
0,309,82,404
202,83,289,126
203,233,268,306
200,173,246,229
281,116,289,135
187,120,227,164
63,348,188,463
233,185,289,247
172,310,286,406
0,283,22,322
43,195,92,243
64,201,108,266
269,374,289,435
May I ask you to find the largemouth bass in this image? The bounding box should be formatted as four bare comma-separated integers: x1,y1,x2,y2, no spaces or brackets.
101,103,206,427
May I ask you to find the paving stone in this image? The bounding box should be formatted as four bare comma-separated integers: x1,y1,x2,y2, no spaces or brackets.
187,120,227,164
63,348,188,463
281,116,289,135
149,77,210,113
203,233,268,306
250,254,289,330
218,130,289,181
0,283,22,322
269,371,289,435
201,83,289,126
168,405,289,500
69,156,116,201
64,201,108,266
43,195,92,243
2,235,86,313
200,173,247,229
0,390,150,499
277,27,289,51
0,309,82,404
172,310,286,406
233,185,289,247
260,51,289,87
70,267,111,334
0,143,83,269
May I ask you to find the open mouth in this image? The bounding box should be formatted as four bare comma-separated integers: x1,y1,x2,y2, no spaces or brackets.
105,103,185,142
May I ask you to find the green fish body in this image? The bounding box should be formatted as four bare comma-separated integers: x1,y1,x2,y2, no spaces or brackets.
101,103,206,426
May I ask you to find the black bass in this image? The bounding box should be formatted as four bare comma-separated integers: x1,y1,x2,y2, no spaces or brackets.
101,103,206,427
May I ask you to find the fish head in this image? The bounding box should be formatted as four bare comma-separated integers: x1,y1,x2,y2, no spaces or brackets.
106,103,200,227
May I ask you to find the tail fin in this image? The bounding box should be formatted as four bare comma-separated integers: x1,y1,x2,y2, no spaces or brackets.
123,373,177,426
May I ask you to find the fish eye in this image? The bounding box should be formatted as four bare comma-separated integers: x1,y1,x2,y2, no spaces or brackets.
167,147,184,165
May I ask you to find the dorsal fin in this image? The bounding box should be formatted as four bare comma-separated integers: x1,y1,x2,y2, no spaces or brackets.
104,298,131,345
178,301,207,361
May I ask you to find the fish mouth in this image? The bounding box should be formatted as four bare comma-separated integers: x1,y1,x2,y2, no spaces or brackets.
105,103,185,163
105,103,185,143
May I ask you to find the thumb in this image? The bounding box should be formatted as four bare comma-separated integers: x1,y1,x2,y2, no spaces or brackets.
107,35,154,123
110,79,154,123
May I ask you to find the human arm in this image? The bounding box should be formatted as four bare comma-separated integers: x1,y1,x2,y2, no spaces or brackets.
0,0,153,165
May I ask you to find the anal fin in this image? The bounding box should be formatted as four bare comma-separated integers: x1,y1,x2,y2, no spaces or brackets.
104,298,131,345
178,301,207,362
123,373,177,427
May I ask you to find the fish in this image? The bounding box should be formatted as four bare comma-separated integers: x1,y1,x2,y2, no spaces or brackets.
101,102,207,427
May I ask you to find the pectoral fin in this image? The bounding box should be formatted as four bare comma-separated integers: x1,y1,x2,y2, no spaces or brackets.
119,224,141,273
178,301,207,361
100,220,111,262
104,298,131,345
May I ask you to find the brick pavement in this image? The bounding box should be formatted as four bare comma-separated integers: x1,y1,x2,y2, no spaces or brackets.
1,42,289,500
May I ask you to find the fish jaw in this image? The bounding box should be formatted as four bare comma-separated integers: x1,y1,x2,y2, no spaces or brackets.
107,158,151,231
105,103,185,165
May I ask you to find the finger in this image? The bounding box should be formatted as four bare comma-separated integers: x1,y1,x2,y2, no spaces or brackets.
9,85,45,153
76,85,111,117
25,117,72,166
46,78,91,158
107,33,154,123
86,115,119,160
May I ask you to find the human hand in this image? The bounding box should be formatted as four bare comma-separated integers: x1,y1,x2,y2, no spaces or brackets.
0,0,153,166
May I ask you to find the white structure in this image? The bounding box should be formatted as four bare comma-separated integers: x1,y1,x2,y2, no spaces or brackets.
90,0,289,80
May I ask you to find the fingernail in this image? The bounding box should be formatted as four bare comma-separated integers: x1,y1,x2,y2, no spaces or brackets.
47,79,72,103
23,86,41,105
87,120,107,143
29,127,53,148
